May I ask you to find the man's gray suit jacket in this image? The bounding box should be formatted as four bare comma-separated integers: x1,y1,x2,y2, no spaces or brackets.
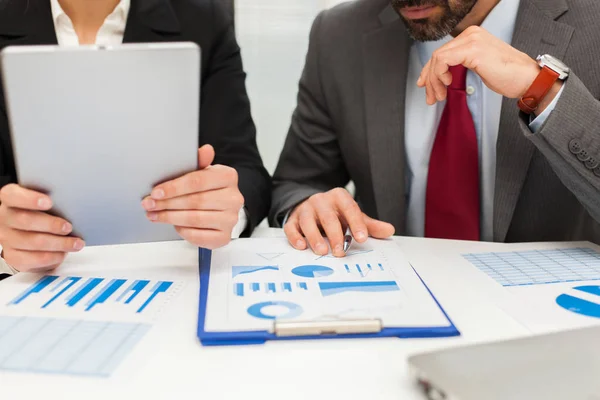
271,0,600,244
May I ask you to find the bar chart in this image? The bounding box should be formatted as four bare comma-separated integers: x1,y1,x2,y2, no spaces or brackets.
8,275,176,315
0,316,149,377
344,263,385,278
233,282,309,297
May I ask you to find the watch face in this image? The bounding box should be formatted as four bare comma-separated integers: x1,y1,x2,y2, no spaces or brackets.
537,54,570,79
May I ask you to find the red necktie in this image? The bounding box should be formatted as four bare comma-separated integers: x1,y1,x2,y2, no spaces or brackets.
425,65,480,241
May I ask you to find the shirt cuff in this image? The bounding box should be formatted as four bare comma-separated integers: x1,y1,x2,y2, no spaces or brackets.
528,83,566,133
231,206,249,239
0,249,18,276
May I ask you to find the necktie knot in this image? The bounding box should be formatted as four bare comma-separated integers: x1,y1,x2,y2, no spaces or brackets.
449,65,468,90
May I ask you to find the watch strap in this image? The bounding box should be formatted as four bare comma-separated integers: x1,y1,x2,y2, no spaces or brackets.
518,65,560,114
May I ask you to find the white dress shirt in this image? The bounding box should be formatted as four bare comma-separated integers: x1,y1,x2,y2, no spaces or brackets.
0,0,247,277
51,0,130,46
404,0,562,241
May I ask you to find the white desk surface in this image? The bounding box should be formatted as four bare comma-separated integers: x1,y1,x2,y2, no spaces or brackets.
0,228,567,399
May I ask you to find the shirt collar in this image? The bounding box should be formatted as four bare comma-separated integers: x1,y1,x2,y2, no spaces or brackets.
416,0,521,67
50,0,131,26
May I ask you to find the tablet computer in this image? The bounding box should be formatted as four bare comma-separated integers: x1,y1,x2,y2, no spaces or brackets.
1,43,200,246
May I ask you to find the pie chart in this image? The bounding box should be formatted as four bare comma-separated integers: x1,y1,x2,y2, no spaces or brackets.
556,285,600,318
247,301,303,320
291,265,334,278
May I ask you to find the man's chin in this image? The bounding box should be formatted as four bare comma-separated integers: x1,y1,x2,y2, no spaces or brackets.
403,21,449,41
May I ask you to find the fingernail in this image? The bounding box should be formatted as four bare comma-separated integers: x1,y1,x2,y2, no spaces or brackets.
334,244,343,254
151,189,165,200
73,240,85,251
356,231,367,241
147,212,158,221
142,199,156,210
62,223,72,233
316,243,328,254
38,198,51,208
296,240,305,248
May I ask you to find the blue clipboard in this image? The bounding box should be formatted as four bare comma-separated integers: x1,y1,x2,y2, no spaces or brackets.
197,249,460,346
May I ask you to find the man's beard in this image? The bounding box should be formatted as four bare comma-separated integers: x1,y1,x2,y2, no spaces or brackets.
391,0,478,41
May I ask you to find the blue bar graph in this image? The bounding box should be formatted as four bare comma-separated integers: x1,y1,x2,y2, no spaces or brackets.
137,281,173,313
9,276,59,305
120,280,150,304
66,278,104,307
85,279,127,311
343,263,385,277
8,275,177,316
42,277,82,308
236,282,308,297
356,264,364,277
234,283,244,297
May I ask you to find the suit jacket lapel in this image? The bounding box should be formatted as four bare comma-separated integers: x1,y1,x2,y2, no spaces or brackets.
123,0,182,43
494,0,574,242
0,0,58,46
363,5,411,234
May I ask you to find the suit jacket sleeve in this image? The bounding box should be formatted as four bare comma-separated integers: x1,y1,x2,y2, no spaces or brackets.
521,73,600,222
269,12,350,227
201,1,271,234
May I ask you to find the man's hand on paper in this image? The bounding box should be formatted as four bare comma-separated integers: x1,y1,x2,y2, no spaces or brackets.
284,188,395,258
0,184,85,272
142,145,244,250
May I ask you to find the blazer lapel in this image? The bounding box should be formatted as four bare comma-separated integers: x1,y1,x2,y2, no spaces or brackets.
123,0,182,43
0,0,58,46
363,5,412,233
494,0,574,241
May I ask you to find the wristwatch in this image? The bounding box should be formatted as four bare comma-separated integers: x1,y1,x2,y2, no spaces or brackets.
518,54,570,114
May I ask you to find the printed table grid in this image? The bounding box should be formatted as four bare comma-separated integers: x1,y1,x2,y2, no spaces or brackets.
463,248,600,287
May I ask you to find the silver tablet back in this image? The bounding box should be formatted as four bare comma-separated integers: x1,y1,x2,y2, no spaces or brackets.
1,43,200,246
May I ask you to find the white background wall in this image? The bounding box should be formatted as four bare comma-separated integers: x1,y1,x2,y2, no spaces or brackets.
236,0,348,174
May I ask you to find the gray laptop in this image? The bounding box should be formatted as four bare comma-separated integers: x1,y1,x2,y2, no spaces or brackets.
1,43,200,246
409,326,600,400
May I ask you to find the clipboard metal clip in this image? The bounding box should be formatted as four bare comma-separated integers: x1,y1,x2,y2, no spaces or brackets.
273,319,383,337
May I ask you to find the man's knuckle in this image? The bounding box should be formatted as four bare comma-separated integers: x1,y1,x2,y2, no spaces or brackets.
310,193,323,204
320,211,339,225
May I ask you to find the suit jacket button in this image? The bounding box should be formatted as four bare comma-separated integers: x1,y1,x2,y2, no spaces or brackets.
595,166,600,177
586,157,600,170
569,139,582,154
577,150,591,162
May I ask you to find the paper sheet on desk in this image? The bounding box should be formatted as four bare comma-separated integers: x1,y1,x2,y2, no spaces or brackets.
459,242,600,334
0,264,187,378
204,238,451,332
